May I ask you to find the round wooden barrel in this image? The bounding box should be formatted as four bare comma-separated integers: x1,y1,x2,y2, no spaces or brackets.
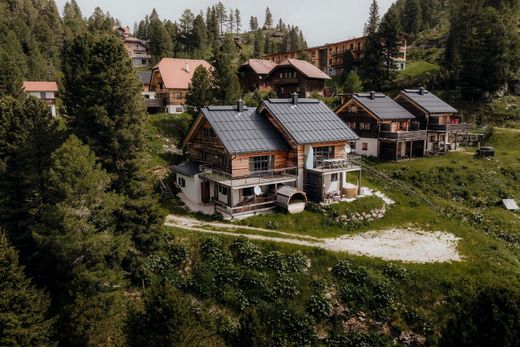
342,184,358,198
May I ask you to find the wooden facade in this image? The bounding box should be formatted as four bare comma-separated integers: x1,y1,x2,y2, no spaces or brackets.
238,65,272,93
266,66,327,98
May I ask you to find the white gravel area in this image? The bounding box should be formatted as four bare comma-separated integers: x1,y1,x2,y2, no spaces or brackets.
165,216,461,263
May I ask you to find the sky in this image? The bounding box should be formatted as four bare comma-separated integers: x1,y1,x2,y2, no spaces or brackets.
55,0,396,47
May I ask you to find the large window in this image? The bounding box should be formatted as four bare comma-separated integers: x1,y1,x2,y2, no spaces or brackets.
249,155,274,173
314,146,334,160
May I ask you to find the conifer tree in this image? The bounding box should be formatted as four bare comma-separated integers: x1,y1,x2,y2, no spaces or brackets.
403,0,422,34
186,65,214,110
235,9,241,34
0,231,54,346
148,10,174,63
360,0,386,91
379,7,401,82
63,0,87,42
264,7,273,29
213,35,241,104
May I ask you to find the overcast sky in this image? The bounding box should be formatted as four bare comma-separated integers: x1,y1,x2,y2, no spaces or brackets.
55,0,396,46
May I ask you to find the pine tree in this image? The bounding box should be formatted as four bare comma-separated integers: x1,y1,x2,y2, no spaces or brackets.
403,0,422,34
0,97,61,249
228,10,235,34
148,10,174,63
213,35,241,104
0,231,54,346
235,9,241,35
344,71,363,93
364,0,380,35
253,29,265,58
249,16,259,31
0,50,24,97
264,7,273,29
186,65,214,110
87,7,114,33
216,2,227,34
63,0,87,42
379,7,401,82
62,34,164,270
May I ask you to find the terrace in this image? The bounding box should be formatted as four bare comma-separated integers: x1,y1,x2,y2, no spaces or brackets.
200,166,298,189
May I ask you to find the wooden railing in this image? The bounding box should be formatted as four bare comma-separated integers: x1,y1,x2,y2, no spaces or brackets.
199,166,298,188
428,123,470,132
379,130,427,141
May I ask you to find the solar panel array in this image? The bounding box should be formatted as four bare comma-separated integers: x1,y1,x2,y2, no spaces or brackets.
263,99,359,144
402,89,458,114
353,93,416,120
202,107,289,155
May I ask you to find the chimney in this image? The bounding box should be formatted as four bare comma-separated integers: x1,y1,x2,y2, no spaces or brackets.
370,91,376,100
237,99,244,112
185,62,190,73
419,87,425,95
291,92,299,105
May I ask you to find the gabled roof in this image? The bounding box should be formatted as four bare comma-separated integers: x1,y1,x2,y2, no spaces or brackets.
22,81,58,93
200,105,290,155
400,89,458,114
153,58,212,90
269,59,331,80
138,71,152,85
260,98,358,145
240,59,277,75
350,93,415,120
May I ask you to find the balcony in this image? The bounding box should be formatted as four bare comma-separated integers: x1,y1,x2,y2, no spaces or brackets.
200,166,298,189
215,195,277,217
428,123,470,132
379,130,428,141
309,157,362,174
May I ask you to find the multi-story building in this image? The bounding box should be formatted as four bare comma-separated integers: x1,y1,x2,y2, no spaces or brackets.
238,59,277,92
336,92,427,161
114,25,151,68
22,81,58,117
394,88,469,153
264,36,407,77
173,96,362,218
149,58,212,114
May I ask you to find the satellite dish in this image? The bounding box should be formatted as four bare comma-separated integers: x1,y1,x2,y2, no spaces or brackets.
254,186,262,196
345,144,352,154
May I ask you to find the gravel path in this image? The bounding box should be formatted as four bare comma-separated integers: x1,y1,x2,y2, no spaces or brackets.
165,215,461,263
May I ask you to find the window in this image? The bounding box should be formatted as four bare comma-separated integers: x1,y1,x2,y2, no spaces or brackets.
351,141,356,150
203,128,209,137
218,185,228,195
209,128,215,137
178,177,186,187
359,123,371,131
174,92,182,99
280,73,283,78
347,122,357,129
243,187,254,196
40,92,46,99
314,146,334,160
331,173,339,182
362,143,368,151
249,155,273,173
199,151,208,161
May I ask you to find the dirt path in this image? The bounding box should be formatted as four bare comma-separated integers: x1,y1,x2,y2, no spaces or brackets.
165,215,461,263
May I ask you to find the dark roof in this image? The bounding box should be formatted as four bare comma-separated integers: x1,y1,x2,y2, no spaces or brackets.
261,98,359,144
138,71,152,85
352,93,415,120
201,105,290,155
400,89,458,114
173,161,203,176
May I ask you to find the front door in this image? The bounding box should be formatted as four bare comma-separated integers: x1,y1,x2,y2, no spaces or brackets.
201,181,210,203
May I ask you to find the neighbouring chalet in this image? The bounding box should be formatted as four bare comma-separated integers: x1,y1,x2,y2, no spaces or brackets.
173,96,362,218
238,59,277,92
22,81,58,117
265,59,331,98
114,25,151,67
394,88,469,153
336,92,427,161
123,37,151,67
149,58,212,114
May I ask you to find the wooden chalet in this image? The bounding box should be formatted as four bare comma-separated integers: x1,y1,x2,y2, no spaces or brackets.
394,88,469,153
149,58,212,114
174,95,361,218
22,81,58,117
238,59,277,93
265,59,331,98
336,92,427,161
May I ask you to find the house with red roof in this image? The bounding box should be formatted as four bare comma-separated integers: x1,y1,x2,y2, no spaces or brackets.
22,81,58,117
238,59,277,93
264,58,331,98
149,58,213,114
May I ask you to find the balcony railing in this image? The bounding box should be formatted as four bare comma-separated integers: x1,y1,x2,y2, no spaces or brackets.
428,123,470,132
379,130,428,141
215,198,278,217
311,156,362,173
200,166,298,189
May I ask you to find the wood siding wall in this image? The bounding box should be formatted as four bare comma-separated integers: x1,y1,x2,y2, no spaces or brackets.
186,119,231,172
232,151,290,177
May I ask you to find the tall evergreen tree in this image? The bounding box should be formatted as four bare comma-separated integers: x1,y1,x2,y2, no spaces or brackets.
213,35,241,104
360,0,387,90
148,10,174,63
379,7,401,82
63,0,87,42
264,7,273,29
235,9,242,34
364,0,381,35
402,0,422,34
186,65,214,110
0,231,54,346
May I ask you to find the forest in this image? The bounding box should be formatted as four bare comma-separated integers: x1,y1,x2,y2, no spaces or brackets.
1,0,520,346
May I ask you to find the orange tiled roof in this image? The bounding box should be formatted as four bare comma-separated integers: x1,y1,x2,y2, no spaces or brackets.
274,58,331,80
241,59,277,75
153,58,212,90
22,81,58,92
